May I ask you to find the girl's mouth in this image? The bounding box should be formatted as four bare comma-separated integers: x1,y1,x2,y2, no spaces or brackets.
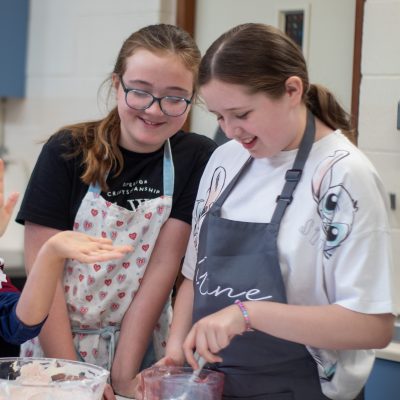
139,117,164,127
240,136,257,149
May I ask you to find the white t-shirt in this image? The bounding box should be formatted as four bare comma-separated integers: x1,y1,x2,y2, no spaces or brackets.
182,130,397,400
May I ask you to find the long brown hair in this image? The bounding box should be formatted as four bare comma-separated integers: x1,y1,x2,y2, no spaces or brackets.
58,24,200,191
199,23,353,139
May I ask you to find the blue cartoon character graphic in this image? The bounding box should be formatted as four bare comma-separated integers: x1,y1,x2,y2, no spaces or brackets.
312,150,358,258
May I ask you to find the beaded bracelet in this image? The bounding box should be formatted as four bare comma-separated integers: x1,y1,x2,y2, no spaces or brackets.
234,299,252,332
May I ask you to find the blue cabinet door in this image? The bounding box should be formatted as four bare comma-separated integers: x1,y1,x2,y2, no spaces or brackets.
365,358,400,400
0,0,29,98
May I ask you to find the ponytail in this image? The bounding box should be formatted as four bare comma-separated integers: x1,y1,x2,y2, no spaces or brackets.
306,84,355,142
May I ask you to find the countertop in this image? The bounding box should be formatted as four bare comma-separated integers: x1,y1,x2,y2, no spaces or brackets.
375,318,400,362
376,341,400,362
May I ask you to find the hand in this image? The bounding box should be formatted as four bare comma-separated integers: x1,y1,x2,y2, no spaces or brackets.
112,375,141,400
183,304,245,368
0,159,19,237
102,383,116,400
43,231,133,263
131,356,184,400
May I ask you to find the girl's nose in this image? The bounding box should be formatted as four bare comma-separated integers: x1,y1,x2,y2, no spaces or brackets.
144,99,164,116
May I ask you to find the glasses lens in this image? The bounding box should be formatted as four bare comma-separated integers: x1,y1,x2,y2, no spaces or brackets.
160,97,189,117
126,90,153,110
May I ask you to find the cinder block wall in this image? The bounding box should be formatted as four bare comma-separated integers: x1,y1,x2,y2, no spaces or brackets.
358,0,400,311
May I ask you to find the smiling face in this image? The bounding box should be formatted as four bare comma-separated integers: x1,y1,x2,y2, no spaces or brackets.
200,78,306,158
113,49,194,153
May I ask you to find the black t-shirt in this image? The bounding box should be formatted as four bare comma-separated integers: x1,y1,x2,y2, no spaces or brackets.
16,130,217,230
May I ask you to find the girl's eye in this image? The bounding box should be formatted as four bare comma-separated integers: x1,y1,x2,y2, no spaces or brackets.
236,111,249,119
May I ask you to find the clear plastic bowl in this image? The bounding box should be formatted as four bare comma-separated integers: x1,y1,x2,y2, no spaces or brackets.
0,357,109,400
141,365,224,400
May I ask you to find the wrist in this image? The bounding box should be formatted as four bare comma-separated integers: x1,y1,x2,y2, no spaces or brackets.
234,300,253,332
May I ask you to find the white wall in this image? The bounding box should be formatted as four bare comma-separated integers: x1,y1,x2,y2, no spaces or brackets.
0,0,176,273
191,0,356,139
358,0,400,311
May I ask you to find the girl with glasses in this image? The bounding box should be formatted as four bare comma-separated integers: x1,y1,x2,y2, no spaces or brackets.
16,24,216,399
161,23,396,400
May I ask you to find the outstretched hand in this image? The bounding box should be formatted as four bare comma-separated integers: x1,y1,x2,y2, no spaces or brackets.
44,231,133,263
0,159,19,237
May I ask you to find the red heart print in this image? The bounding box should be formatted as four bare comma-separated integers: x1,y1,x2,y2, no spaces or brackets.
118,292,126,299
107,264,116,273
73,222,79,230
122,262,130,269
105,279,112,286
99,291,107,300
92,349,98,358
87,275,95,285
25,350,34,357
79,274,84,282
80,307,88,315
142,244,149,252
85,295,93,302
64,285,70,293
93,264,101,272
111,231,118,240
83,220,93,231
145,212,152,219
67,266,73,275
157,206,164,215
136,257,146,267
129,232,137,240
111,303,120,311
116,220,124,227
91,209,98,217
101,231,107,238
117,274,126,283
80,351,87,358
106,201,112,207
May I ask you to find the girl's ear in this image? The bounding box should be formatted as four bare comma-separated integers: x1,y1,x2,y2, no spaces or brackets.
284,76,303,104
112,73,120,91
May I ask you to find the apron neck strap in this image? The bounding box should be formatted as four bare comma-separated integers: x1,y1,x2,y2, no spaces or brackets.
88,139,175,196
270,110,316,225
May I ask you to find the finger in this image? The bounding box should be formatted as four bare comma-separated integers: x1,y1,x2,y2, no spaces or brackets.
4,192,19,215
183,329,198,369
195,328,222,364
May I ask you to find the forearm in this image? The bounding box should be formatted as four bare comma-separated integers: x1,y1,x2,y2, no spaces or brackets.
16,246,64,326
38,283,77,359
245,301,395,349
165,278,194,361
112,218,190,396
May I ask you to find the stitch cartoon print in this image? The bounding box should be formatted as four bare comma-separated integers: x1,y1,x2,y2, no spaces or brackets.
312,150,358,259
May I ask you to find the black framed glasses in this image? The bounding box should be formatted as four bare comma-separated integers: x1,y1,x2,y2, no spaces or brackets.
119,76,193,117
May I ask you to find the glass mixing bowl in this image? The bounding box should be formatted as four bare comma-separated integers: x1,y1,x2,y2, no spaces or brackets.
141,365,224,400
0,357,109,400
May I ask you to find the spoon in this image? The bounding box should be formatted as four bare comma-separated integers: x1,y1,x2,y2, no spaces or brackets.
177,353,207,400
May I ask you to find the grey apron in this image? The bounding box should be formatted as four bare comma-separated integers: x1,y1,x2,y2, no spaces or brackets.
193,111,329,399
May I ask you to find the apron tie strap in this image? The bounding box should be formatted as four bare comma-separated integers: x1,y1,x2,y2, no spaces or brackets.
73,325,121,371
